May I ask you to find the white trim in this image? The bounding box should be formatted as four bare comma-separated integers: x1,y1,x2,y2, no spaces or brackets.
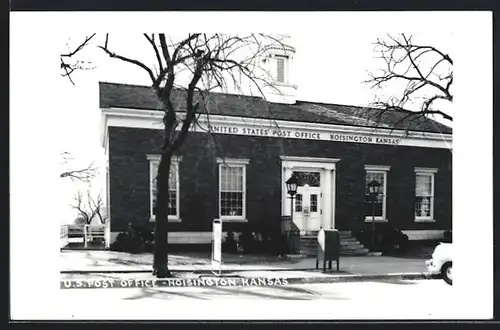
101,108,452,149
331,169,336,230
110,231,231,244
414,170,436,222
149,155,182,222
414,218,435,223
218,160,247,222
402,230,445,241
281,157,338,231
364,167,389,221
216,157,250,165
365,218,389,223
365,165,391,171
101,112,108,152
281,156,340,171
147,154,183,162
414,167,439,174
280,156,341,164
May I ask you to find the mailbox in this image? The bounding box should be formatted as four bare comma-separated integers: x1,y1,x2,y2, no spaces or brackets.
316,228,340,272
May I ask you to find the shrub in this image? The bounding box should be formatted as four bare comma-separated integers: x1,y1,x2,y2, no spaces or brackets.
223,231,238,252
238,230,257,254
236,227,290,255
110,223,148,254
376,224,409,252
353,224,409,253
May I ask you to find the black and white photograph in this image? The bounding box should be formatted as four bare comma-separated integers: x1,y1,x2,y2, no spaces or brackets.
10,11,493,320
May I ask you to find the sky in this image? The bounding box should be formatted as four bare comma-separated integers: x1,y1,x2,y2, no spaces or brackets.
53,17,452,222
10,12,493,319
58,26,454,166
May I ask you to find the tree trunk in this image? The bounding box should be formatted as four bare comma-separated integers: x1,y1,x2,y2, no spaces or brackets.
152,152,173,278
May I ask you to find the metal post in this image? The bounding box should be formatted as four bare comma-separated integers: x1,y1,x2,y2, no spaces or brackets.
288,195,294,252
371,200,376,251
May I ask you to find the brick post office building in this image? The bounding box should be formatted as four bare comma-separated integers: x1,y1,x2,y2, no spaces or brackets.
100,46,452,251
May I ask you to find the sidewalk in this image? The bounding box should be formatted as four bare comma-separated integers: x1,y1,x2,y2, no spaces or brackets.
60,250,436,284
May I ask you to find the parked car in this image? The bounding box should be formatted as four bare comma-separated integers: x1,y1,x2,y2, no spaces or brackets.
425,242,452,285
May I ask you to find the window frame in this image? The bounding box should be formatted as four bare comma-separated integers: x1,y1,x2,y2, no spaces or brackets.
364,165,390,222
274,54,289,84
147,154,182,222
414,167,438,222
217,158,250,222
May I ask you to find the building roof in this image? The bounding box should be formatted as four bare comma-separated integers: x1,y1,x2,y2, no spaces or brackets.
99,82,452,134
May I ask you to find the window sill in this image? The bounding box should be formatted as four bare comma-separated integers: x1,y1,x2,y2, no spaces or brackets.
414,218,435,223
364,218,388,222
150,218,182,223
220,218,248,222
274,81,297,89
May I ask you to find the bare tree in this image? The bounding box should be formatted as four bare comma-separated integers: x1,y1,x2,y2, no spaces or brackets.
98,33,286,278
60,152,97,182
71,190,106,225
60,34,96,85
365,33,453,129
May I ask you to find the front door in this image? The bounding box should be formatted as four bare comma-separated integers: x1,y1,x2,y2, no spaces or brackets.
292,171,322,233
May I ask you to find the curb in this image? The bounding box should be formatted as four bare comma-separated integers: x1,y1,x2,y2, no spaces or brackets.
283,272,440,285
60,268,320,274
60,270,440,283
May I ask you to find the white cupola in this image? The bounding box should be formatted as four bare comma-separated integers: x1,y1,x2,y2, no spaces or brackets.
260,35,297,104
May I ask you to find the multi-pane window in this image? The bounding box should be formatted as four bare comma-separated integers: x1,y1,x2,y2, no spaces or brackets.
148,155,181,221
310,194,318,213
218,158,249,220
295,194,303,212
364,165,390,221
415,168,437,221
275,55,288,83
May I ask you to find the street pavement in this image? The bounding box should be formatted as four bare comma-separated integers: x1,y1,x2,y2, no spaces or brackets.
60,250,429,275
57,279,460,319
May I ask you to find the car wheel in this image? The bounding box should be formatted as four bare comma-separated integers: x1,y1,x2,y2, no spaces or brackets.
441,261,452,285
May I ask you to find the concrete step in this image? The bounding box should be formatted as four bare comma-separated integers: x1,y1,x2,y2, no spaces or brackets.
341,237,359,242
341,239,362,245
298,230,369,257
340,244,365,250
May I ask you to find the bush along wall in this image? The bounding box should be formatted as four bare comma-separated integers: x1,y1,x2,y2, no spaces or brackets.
353,223,409,253
223,228,290,255
110,223,154,254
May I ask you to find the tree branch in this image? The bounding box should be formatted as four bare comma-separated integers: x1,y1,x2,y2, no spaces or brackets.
98,34,157,85
366,33,453,124
60,162,96,182
144,34,164,75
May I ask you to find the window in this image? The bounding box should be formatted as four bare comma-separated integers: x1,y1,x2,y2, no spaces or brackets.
275,55,288,83
217,158,249,221
364,165,390,221
415,168,438,221
295,194,303,212
148,155,182,221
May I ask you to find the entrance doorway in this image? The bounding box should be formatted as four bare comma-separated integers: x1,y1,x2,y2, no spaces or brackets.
292,171,322,233
281,156,339,234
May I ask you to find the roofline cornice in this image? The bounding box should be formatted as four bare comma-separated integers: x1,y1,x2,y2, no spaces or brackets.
100,107,452,150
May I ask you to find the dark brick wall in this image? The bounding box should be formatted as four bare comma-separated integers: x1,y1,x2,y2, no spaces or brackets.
108,127,452,233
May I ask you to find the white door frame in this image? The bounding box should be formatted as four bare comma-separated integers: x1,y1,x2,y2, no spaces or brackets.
280,156,340,231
